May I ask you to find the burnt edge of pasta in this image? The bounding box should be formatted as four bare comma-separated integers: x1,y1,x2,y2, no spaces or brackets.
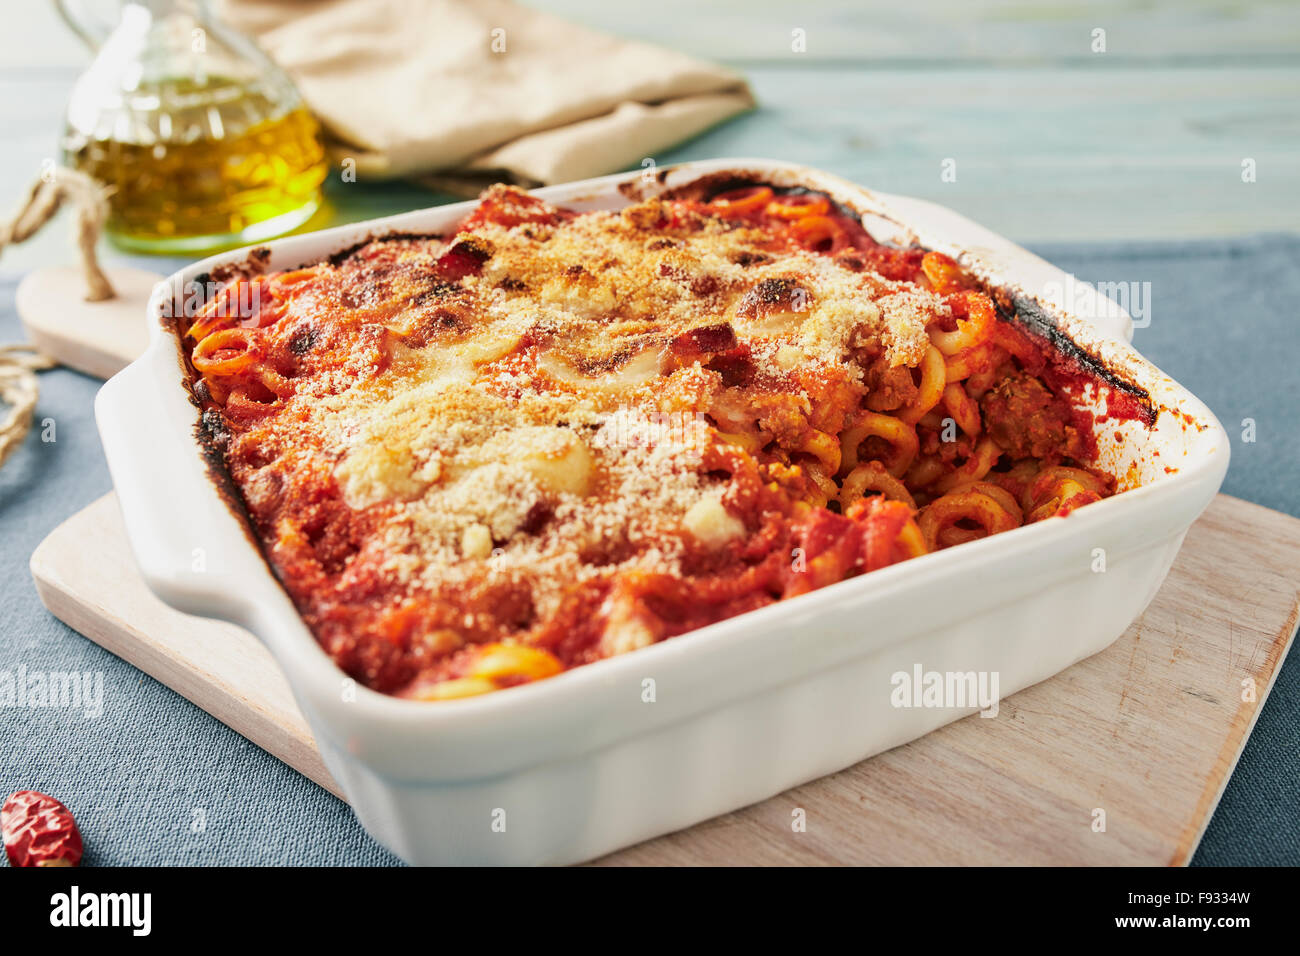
991,289,1155,424
154,273,264,556
655,169,865,223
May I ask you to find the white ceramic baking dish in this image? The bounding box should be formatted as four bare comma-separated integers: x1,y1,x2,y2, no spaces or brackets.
95,159,1229,865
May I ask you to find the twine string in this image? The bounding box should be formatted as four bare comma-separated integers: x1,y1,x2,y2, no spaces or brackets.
1,165,116,301
0,346,57,469
0,164,117,469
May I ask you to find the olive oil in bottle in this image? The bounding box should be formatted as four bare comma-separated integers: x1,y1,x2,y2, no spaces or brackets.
67,86,327,252
59,0,329,253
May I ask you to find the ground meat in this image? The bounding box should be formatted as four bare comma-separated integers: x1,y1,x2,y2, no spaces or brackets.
860,352,918,411
980,373,1086,461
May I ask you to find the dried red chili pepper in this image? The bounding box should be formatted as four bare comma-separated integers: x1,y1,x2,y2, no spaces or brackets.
2,790,83,867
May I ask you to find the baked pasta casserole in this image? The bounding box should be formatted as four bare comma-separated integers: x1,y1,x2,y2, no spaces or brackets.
181,179,1145,700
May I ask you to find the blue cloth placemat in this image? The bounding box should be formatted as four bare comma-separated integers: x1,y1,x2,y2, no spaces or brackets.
2,234,1297,866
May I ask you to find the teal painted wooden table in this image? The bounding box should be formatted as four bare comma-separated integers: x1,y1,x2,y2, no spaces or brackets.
3,0,1298,271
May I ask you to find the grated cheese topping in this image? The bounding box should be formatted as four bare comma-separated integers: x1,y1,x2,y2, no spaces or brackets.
214,185,947,689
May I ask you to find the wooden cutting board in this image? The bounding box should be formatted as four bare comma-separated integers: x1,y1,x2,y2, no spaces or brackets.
30,492,1300,866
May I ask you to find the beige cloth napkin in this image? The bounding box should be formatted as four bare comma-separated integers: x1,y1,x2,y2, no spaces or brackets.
219,0,755,193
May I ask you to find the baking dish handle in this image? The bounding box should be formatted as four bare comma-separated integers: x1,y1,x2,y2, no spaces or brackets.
95,344,267,624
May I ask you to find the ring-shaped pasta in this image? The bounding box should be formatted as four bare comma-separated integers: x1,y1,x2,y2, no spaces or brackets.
937,525,983,548
192,327,260,376
929,292,996,356
898,345,946,424
258,367,295,400
917,410,946,430
941,382,981,436
967,480,1021,517
188,276,286,341
990,321,1041,365
789,215,850,254
186,282,248,342
270,267,320,290
839,460,918,510
839,411,919,477
904,455,947,489
919,252,973,294
803,462,839,508
963,369,1000,399
984,459,1040,501
413,644,563,700
918,484,1022,551
943,343,995,384
709,186,773,216
765,195,830,220
223,390,282,423
1023,466,1109,521
187,308,235,344
896,518,928,559
930,479,1021,548
798,427,842,477
470,643,564,683
700,440,762,487
930,437,1003,494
